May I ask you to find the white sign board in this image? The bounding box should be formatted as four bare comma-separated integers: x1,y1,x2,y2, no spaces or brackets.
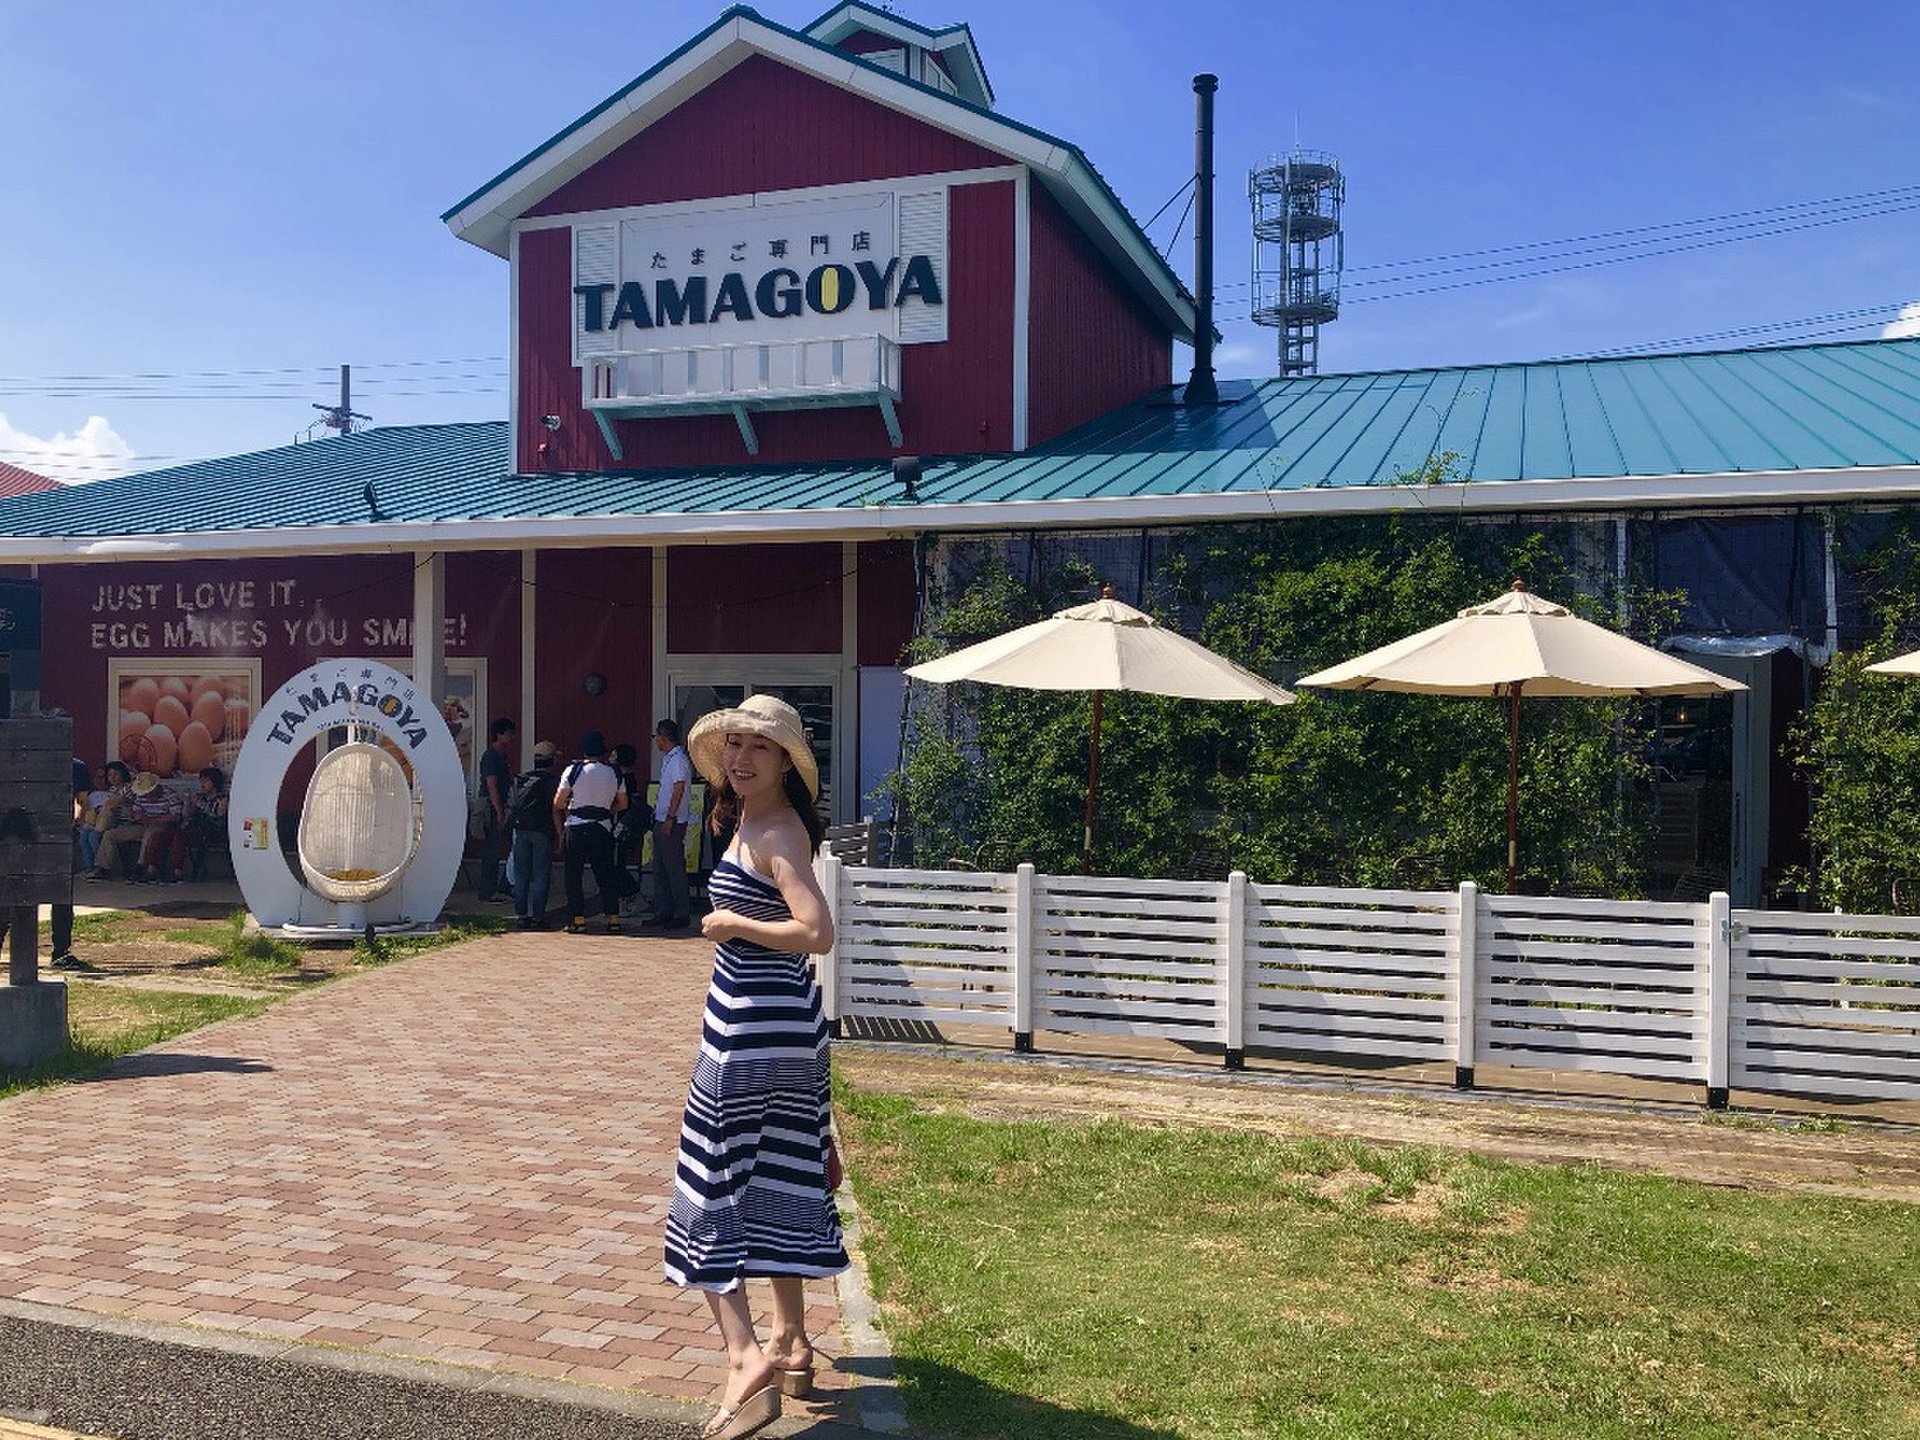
573,187,948,363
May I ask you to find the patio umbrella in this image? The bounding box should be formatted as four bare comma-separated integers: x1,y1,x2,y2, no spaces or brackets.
905,586,1294,874
1865,649,1920,677
1296,580,1745,892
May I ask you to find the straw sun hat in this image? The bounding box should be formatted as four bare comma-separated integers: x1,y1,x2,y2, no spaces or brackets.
130,771,161,796
687,694,819,800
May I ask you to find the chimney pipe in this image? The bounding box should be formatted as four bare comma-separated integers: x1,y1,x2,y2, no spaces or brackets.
1182,72,1220,406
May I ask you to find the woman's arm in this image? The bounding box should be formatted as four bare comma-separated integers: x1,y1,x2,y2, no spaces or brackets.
701,816,835,955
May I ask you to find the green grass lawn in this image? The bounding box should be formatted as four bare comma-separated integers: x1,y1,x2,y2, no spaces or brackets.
0,986,270,1101
839,1089,1920,1440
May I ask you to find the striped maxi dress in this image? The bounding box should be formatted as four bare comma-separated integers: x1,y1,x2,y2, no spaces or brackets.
664,855,848,1291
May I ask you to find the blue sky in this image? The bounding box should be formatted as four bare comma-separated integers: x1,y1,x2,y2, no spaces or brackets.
3,0,1918,481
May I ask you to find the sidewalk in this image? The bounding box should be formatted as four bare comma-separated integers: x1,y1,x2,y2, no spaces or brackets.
0,928,889,1436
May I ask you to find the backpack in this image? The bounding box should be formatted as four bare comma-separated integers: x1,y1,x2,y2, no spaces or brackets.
505,768,557,831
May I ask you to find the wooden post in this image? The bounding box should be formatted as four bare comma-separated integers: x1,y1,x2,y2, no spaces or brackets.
1,716,73,986
1706,890,1732,1110
1012,863,1035,1052
819,850,842,1038
1454,881,1479,1090
1222,871,1247,1070
8,906,36,986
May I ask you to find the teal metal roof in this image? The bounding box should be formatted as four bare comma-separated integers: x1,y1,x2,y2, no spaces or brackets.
6,339,1920,545
0,423,510,538
925,335,1920,504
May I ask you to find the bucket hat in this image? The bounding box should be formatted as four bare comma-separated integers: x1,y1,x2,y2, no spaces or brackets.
130,771,162,796
687,695,818,800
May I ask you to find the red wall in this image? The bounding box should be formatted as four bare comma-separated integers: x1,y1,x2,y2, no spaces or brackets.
666,544,843,655
857,540,916,666
1027,184,1171,445
528,55,1003,218
43,552,525,772
515,55,1018,472
530,547,652,757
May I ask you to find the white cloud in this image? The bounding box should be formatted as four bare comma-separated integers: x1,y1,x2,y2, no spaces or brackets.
0,412,136,485
1884,302,1920,340
1492,302,1552,331
1211,340,1270,376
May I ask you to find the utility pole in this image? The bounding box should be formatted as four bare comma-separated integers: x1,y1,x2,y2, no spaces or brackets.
313,364,372,435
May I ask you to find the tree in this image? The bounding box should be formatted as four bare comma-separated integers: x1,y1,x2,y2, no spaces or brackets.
890,511,1657,893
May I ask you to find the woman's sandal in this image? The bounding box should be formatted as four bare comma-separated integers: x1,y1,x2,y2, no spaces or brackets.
768,1341,815,1398
701,1382,781,1439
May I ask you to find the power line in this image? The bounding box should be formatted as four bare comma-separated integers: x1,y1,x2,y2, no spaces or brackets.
1207,183,1920,298
1558,304,1912,358
0,356,506,385
1343,182,1920,275
1208,194,1920,319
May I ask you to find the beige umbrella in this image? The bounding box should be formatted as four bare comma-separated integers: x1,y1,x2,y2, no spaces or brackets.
1865,650,1920,676
1297,580,1745,892
905,586,1294,873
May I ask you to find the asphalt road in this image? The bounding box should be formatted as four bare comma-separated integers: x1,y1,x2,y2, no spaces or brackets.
0,1311,880,1440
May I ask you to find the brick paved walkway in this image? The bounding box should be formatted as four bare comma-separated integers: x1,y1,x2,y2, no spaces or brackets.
0,933,846,1406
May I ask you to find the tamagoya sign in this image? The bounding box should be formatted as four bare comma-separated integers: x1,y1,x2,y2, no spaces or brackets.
571,188,949,360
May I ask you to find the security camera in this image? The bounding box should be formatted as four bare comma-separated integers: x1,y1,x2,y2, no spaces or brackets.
539,414,563,431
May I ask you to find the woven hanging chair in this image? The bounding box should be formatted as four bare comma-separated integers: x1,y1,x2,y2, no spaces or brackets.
297,739,422,904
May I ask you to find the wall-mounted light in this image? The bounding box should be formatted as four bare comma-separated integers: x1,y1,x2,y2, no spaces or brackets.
583,672,607,697
539,414,563,432
893,455,922,502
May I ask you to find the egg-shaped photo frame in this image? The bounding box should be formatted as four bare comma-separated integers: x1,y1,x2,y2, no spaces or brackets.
227,659,466,932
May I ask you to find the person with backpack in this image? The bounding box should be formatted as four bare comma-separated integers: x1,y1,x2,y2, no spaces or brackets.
554,730,627,935
507,740,561,930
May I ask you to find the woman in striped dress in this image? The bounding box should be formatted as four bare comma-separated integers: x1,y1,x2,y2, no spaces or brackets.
666,695,847,1440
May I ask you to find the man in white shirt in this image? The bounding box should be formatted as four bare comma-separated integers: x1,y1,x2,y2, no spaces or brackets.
553,730,627,935
648,717,694,930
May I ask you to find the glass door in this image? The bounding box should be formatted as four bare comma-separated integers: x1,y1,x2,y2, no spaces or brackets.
670,669,838,820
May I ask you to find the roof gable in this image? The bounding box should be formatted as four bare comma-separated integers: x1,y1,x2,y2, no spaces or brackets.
801,2,993,107
442,5,1194,341
0,461,58,499
522,53,1008,220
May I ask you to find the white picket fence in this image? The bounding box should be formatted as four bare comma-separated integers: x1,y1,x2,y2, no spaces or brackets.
815,855,1920,1106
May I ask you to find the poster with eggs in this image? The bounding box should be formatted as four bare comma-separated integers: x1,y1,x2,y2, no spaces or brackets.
107,660,260,782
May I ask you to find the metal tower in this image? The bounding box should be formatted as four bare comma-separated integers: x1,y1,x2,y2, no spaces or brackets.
1249,150,1345,376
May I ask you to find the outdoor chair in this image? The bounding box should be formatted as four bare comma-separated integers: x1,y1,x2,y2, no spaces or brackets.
1666,867,1718,903
297,740,422,906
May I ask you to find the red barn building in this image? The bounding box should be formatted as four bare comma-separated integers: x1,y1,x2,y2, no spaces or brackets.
0,2,1195,827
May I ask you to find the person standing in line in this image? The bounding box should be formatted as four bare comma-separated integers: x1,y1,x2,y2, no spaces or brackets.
554,730,626,935
49,758,87,970
476,717,517,902
648,718,694,931
609,742,645,917
508,740,561,930
664,696,845,1440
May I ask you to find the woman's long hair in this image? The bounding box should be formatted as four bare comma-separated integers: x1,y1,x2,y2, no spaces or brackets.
708,766,826,856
